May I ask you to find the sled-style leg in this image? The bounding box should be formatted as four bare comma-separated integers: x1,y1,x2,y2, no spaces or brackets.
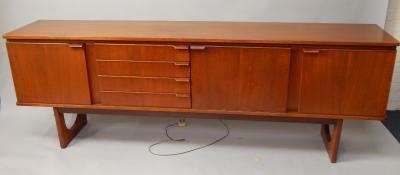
321,119,343,163
53,108,87,148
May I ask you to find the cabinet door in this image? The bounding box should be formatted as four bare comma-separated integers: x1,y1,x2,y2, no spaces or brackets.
191,46,291,112
299,49,396,116
6,42,91,105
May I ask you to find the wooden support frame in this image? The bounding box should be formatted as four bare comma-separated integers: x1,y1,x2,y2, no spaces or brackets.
53,108,87,148
52,107,344,163
321,119,343,163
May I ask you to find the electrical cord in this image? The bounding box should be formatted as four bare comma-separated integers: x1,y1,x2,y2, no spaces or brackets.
165,122,186,142
148,119,230,156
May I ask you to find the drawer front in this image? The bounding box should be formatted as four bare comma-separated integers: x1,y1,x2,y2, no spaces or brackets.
96,60,190,77
100,92,190,108
86,43,192,108
88,43,189,62
98,76,190,94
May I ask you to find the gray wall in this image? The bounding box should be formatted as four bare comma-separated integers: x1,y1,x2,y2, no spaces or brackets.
385,0,400,110
0,0,392,114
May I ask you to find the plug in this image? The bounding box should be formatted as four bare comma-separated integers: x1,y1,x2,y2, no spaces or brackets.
178,119,186,127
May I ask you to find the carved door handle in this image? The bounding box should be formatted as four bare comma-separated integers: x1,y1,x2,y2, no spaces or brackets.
190,45,206,50
172,45,189,50
68,43,83,48
303,49,320,54
173,62,190,66
174,78,190,82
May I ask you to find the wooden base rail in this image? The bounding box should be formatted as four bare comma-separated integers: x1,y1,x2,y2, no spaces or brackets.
53,107,343,163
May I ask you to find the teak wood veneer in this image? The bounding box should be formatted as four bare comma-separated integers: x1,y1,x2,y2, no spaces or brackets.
3,20,399,163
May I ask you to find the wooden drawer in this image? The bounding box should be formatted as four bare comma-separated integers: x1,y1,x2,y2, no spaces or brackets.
86,43,191,105
99,91,190,108
96,60,190,77
98,76,190,93
87,43,189,62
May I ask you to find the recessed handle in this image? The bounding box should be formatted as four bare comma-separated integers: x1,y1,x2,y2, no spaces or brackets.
303,49,320,54
174,78,190,82
172,45,189,50
190,45,206,50
175,94,190,98
173,62,190,66
68,43,83,48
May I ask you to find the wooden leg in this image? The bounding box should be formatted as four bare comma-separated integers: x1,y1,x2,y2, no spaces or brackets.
53,108,87,148
321,119,343,163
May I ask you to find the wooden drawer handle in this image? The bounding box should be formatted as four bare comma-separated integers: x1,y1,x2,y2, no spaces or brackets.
303,49,320,54
68,43,83,48
190,45,206,50
172,45,189,50
173,62,190,66
174,78,190,82
175,94,190,98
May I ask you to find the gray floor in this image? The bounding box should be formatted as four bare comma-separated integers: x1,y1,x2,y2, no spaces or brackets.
0,105,399,175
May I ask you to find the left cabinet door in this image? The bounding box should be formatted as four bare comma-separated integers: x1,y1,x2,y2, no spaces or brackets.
6,42,91,105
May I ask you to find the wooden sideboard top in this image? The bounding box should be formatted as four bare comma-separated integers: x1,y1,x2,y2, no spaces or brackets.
3,20,399,46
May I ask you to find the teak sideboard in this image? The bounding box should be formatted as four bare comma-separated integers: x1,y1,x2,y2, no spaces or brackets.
3,20,399,163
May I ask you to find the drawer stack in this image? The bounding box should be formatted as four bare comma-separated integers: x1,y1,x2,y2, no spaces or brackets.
89,44,191,108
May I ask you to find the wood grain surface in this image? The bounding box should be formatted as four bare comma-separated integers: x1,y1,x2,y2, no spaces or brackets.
298,49,396,116
3,20,399,46
6,42,91,104
191,45,291,112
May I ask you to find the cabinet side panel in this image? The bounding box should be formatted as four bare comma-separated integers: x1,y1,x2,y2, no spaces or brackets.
287,46,303,112
86,44,102,104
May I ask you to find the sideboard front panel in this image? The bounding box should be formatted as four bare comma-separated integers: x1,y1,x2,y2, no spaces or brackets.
298,49,396,117
191,46,291,112
6,42,91,105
